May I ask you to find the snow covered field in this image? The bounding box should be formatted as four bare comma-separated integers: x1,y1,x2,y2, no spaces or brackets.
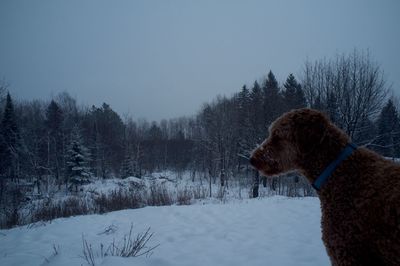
0,196,329,266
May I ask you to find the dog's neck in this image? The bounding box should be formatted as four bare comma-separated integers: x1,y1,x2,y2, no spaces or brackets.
297,133,351,192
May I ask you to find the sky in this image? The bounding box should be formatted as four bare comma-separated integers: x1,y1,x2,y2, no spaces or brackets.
0,0,399,121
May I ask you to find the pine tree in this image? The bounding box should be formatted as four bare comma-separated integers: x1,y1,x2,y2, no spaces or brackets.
262,70,282,128
237,85,251,128
250,81,264,143
0,84,6,119
66,126,92,191
354,118,376,145
45,100,63,135
237,85,252,145
121,147,135,178
0,93,22,179
375,99,400,158
282,74,306,111
264,71,279,93
87,103,125,177
45,100,64,179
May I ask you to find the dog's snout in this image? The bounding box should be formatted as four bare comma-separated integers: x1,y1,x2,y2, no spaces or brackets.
250,155,262,169
249,156,258,167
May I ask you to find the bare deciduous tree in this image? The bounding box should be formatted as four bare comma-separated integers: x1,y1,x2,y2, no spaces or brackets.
302,49,388,140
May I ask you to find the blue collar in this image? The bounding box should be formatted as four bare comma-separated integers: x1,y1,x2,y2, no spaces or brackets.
312,143,358,191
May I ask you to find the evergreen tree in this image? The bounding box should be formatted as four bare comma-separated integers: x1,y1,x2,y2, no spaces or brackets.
236,85,253,170
235,83,264,179
0,93,22,179
120,147,135,178
282,74,306,111
264,71,279,93
375,99,400,158
354,118,376,145
66,126,92,191
147,122,163,141
249,81,264,143
237,85,250,118
45,100,63,135
262,70,282,128
0,84,6,119
87,103,125,177
45,100,64,179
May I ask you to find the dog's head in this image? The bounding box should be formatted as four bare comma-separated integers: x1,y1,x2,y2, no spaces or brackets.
249,108,339,176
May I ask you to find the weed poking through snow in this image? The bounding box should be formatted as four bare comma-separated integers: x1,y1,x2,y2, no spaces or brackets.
81,223,159,265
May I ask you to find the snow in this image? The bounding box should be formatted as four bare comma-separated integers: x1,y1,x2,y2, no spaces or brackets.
0,196,330,266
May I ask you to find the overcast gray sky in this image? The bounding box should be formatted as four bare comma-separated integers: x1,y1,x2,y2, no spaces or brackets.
0,0,399,121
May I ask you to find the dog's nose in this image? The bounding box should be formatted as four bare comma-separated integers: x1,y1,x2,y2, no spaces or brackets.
249,156,258,168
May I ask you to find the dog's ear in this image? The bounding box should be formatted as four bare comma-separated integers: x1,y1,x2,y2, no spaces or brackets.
292,110,328,154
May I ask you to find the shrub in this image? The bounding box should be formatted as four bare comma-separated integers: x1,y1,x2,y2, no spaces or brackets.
0,206,19,229
192,186,207,199
30,196,89,224
94,189,144,214
176,187,192,205
147,183,173,206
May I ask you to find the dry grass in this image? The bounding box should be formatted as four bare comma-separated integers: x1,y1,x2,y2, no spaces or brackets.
30,197,89,224
147,183,173,206
94,189,145,214
81,224,159,266
176,187,192,205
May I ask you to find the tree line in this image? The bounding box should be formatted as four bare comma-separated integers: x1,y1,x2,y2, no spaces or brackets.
0,50,398,197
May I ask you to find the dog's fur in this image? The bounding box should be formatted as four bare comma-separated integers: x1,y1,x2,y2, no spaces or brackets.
250,108,400,266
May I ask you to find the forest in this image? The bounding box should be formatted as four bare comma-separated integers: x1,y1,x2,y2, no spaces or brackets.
0,50,399,227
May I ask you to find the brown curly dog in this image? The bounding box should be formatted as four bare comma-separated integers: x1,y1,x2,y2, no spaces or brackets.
250,108,400,266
